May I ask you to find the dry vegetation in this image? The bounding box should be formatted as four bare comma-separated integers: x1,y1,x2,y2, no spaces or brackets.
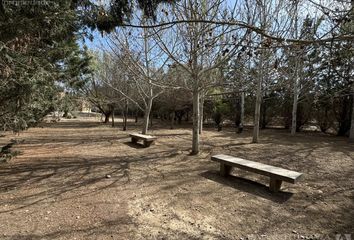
0,117,353,240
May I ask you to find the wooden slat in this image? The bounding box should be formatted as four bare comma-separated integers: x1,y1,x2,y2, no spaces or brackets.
211,154,303,183
129,133,156,140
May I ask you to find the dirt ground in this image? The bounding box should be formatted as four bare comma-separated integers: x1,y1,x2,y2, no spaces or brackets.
0,117,353,240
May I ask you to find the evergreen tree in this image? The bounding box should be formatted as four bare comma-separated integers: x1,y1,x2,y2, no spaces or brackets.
0,0,174,131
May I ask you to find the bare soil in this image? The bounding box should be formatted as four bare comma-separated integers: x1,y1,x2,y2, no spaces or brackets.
0,117,353,240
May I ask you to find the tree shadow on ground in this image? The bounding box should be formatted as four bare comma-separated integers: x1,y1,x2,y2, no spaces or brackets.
3,217,137,240
16,136,129,148
39,121,104,129
153,133,190,137
200,170,294,204
4,214,226,240
0,150,179,213
202,141,251,148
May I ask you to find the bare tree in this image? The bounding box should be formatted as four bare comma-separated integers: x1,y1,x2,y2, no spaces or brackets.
103,18,169,134
290,2,301,135
79,51,124,124
152,0,248,154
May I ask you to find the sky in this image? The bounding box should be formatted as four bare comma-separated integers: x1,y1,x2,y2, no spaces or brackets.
79,0,340,51
80,30,105,50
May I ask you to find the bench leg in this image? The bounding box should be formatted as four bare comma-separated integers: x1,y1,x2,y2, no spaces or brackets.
132,137,138,144
220,163,232,177
143,140,154,147
269,178,282,192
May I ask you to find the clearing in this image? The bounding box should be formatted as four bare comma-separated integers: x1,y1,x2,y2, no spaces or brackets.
0,117,353,240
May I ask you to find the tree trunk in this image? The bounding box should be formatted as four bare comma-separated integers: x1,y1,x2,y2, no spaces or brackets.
199,94,204,134
253,77,262,143
350,83,354,142
111,106,115,127
123,114,127,131
253,1,266,143
142,98,153,134
238,91,245,133
176,111,183,124
291,66,299,135
170,111,175,129
191,87,200,155
123,100,128,131
135,111,138,123
291,4,300,135
349,0,354,141
141,23,154,135
104,112,111,123
261,99,267,129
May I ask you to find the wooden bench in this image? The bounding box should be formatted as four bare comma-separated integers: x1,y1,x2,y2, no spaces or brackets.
129,133,157,147
211,154,303,192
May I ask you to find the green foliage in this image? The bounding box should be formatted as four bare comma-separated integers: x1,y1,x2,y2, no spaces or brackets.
212,99,231,130
312,20,353,135
77,0,176,33
57,93,77,118
0,1,88,131
0,0,174,132
0,142,20,163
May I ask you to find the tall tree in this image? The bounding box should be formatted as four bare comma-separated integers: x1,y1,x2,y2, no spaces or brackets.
154,0,247,154
105,19,168,134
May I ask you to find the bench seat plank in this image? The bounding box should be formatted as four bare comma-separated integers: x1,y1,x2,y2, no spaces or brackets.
129,133,156,140
211,154,303,184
